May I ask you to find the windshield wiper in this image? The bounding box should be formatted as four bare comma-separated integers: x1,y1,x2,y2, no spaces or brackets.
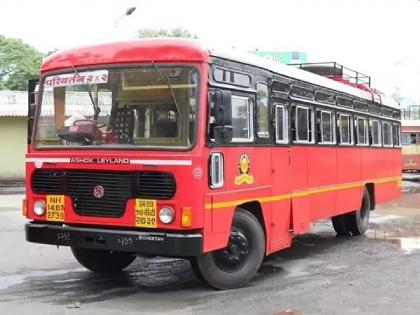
88,87,101,120
71,65,100,120
152,62,181,114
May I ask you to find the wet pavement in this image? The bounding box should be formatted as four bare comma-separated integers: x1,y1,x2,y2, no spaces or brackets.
0,177,420,315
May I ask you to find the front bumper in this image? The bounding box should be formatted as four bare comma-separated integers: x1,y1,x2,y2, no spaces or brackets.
25,222,203,257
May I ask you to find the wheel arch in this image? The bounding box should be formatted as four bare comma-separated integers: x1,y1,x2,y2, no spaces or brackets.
365,183,375,210
236,201,267,245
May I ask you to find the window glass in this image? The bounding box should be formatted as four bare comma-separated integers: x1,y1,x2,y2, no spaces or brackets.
392,124,401,147
272,80,289,93
213,68,251,87
321,111,333,143
316,91,335,104
257,83,269,138
370,120,381,145
291,85,314,99
35,67,199,149
296,107,309,141
213,68,223,82
356,117,368,145
233,72,251,87
383,122,393,146
232,96,253,141
401,133,416,145
337,97,353,107
339,114,351,144
275,105,288,143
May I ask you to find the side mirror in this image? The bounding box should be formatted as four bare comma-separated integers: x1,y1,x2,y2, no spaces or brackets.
210,90,233,144
27,79,39,145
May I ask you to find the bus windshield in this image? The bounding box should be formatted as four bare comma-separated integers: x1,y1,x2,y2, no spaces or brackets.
34,66,199,149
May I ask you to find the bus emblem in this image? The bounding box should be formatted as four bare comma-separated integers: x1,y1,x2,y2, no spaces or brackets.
93,185,105,198
234,153,254,185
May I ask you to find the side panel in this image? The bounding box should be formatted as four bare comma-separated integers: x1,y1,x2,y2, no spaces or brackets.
374,148,402,204
270,147,292,252
307,147,337,221
336,147,363,213
204,147,272,253
289,146,310,234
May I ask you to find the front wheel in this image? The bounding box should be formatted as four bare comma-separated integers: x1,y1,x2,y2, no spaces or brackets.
71,247,136,274
193,208,265,289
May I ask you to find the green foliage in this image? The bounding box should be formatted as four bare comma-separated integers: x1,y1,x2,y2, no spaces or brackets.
0,35,43,90
136,27,198,39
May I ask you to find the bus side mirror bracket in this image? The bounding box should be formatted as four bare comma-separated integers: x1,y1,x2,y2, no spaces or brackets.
27,78,39,145
210,90,233,144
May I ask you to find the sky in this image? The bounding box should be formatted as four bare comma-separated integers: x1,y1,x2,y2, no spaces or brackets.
1,0,420,106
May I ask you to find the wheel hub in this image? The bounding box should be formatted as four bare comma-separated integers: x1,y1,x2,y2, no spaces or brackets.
214,229,250,271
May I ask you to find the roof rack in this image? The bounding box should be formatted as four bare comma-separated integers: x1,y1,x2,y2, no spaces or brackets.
291,62,384,105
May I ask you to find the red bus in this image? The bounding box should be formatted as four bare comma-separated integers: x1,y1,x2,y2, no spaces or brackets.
24,40,402,289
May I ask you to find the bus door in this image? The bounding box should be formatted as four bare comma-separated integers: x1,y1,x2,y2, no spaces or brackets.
270,101,293,252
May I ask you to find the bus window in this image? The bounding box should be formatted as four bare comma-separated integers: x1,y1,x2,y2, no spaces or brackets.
295,106,311,142
256,83,269,138
356,117,368,145
370,119,381,146
316,110,334,144
338,114,352,145
275,104,288,144
392,124,401,147
402,133,416,145
383,122,393,147
232,96,254,142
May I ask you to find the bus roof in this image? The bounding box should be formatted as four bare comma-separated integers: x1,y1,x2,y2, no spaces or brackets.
41,39,397,109
210,48,398,108
41,39,210,72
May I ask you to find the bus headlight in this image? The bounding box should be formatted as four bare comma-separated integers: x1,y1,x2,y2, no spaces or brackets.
159,207,175,224
34,200,46,216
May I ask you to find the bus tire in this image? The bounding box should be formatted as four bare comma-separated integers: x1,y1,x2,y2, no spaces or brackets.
331,214,352,236
193,208,265,289
71,247,136,273
189,258,205,281
347,188,371,235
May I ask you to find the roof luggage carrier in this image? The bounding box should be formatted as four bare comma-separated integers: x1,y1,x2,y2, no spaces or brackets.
291,62,383,105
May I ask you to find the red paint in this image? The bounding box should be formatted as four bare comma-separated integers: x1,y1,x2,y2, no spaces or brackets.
41,40,209,73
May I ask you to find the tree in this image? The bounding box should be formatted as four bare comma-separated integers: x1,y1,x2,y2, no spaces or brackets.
136,27,198,39
0,35,43,90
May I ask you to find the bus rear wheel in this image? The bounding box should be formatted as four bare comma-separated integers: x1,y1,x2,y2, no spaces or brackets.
192,208,265,289
71,247,136,273
331,188,371,236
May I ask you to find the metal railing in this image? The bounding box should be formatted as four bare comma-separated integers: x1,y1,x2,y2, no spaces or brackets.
402,106,420,120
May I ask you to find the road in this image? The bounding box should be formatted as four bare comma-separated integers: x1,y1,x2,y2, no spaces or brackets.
0,177,419,315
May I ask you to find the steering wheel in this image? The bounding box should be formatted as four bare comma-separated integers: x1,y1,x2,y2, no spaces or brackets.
73,119,106,129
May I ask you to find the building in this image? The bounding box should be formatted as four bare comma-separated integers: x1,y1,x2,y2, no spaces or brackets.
0,90,111,179
0,91,27,179
250,51,308,64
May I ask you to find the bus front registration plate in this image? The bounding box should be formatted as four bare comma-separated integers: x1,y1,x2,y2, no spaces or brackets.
46,195,65,222
135,199,157,228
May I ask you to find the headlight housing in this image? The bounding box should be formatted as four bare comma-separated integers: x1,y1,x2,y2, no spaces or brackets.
34,200,46,216
159,207,175,224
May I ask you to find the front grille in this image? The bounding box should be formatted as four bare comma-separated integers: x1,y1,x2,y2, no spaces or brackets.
137,172,176,200
67,171,132,217
31,170,65,194
31,170,176,218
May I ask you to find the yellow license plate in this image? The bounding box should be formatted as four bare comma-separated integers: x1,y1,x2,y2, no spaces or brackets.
135,199,157,228
46,195,65,222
